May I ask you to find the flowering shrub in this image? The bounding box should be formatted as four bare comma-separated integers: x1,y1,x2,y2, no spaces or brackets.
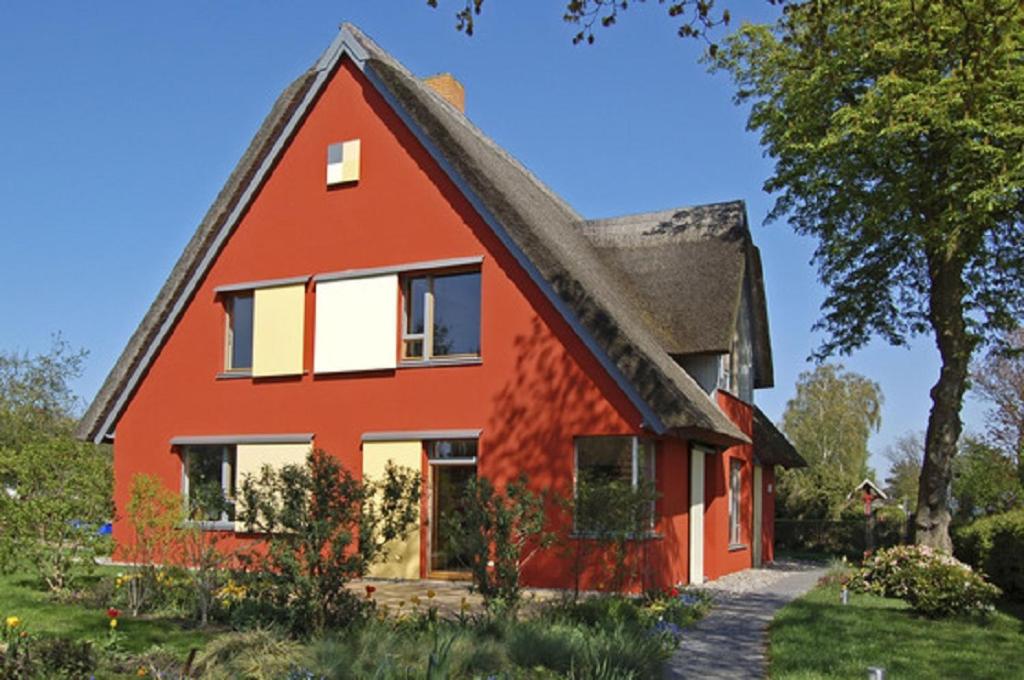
852,544,1001,617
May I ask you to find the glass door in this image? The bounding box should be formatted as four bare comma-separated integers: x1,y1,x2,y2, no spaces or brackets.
430,463,477,575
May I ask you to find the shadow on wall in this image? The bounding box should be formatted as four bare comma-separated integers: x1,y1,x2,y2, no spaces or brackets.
483,315,657,590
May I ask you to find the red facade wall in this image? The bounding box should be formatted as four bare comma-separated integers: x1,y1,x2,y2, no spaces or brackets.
110,57,697,590
702,392,756,581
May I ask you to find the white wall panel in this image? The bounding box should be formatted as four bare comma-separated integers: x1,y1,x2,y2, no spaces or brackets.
314,275,398,373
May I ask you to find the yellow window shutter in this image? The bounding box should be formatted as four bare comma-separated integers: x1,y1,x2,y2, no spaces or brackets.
234,442,311,532
252,284,305,377
362,440,422,579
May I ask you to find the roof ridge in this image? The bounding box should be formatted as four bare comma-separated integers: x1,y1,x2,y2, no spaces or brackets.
343,23,585,225
584,199,747,226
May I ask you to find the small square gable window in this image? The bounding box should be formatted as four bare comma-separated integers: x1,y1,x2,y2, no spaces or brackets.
326,139,361,185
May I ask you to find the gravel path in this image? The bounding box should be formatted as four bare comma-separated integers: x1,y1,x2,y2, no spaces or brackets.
664,561,827,680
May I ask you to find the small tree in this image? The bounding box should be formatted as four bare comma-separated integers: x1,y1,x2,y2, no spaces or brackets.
178,484,238,627
123,474,184,615
441,475,553,603
567,477,659,596
883,432,924,512
237,449,420,635
0,435,112,593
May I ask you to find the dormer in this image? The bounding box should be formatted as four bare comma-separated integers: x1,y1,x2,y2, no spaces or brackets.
580,201,773,405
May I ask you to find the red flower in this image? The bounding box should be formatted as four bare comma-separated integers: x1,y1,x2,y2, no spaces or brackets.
107,608,120,618
668,587,680,598
365,585,376,596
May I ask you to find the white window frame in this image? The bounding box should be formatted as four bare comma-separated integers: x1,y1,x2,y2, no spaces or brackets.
572,436,656,535
181,445,237,529
401,269,481,362
729,457,743,547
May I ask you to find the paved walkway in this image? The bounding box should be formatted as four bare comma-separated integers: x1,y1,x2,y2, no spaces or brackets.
665,561,827,680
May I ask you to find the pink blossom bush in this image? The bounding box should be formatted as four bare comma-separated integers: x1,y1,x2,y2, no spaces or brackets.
852,544,1000,617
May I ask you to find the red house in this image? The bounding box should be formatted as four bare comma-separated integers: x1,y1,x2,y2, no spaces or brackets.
77,25,803,590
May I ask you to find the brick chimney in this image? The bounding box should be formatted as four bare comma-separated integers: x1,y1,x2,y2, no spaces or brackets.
423,73,465,113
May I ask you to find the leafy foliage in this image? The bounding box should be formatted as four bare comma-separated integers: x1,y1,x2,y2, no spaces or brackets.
952,437,1022,524
440,474,553,603
883,432,924,511
956,508,1024,599
852,544,1000,617
714,0,1024,550
122,474,185,616
566,477,660,594
0,436,112,593
237,449,420,636
0,337,111,595
777,364,882,519
0,336,86,449
425,0,731,44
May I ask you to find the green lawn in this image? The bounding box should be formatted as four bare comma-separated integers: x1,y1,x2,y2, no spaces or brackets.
0,568,217,657
769,584,1024,679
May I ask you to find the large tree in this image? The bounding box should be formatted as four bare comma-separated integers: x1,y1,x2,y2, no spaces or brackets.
428,1,1024,550
713,1,1024,550
777,364,882,519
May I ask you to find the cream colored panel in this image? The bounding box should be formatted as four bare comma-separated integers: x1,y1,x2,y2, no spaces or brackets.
689,448,706,585
252,284,306,377
753,464,764,567
326,139,361,185
314,275,398,373
363,440,421,579
234,442,311,532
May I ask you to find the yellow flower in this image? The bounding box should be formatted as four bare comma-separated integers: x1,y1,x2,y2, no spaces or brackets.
5,616,20,629
109,619,118,629
137,668,149,677
411,596,421,606
426,589,436,599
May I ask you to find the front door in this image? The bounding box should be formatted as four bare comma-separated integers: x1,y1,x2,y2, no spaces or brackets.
430,463,477,576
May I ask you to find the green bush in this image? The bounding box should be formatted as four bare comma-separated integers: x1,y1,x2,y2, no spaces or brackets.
853,544,1000,617
956,509,1024,598
237,449,420,636
34,636,97,678
441,475,553,604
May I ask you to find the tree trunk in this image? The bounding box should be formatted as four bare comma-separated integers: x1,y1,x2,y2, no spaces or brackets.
915,251,975,551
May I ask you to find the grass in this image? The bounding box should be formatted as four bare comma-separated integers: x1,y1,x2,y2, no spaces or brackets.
0,567,218,657
769,584,1024,679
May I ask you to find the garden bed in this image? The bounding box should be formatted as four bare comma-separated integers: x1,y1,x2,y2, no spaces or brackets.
1,568,710,679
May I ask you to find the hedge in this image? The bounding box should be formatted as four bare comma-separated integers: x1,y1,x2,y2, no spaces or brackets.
955,509,1024,599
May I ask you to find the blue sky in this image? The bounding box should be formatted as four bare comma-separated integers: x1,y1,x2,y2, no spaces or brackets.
0,2,987,474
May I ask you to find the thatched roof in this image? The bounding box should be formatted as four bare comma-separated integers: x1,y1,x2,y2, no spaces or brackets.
582,202,773,388
77,24,770,446
752,405,806,468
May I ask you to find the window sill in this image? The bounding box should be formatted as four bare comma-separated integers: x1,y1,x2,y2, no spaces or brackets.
399,357,482,369
181,520,236,532
216,371,252,380
728,543,748,552
571,531,663,541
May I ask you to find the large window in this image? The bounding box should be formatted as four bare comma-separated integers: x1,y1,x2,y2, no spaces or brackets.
182,445,236,524
729,458,743,546
574,436,656,533
402,271,481,361
225,293,254,371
